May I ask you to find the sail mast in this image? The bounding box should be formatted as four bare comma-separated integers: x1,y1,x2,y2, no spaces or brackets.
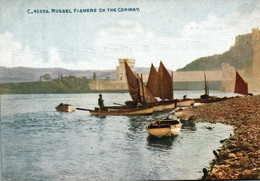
141,73,145,101
171,71,174,100
204,73,209,96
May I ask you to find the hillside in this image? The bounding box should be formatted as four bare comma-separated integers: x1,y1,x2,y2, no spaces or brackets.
177,33,254,72
0,76,92,94
0,66,152,84
0,66,116,83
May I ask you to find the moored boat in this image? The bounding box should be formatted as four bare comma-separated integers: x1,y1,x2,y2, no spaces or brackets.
55,103,76,112
89,106,153,116
174,108,195,120
146,118,182,138
176,99,195,107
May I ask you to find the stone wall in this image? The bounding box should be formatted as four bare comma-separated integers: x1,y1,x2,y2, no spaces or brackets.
89,80,128,91
251,28,260,91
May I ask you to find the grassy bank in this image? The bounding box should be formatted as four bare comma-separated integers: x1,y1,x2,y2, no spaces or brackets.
0,76,92,94
190,95,260,180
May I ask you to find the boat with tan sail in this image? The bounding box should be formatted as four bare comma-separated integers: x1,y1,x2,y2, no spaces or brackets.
86,61,156,116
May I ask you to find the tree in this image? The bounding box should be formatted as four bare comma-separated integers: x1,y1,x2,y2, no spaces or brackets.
93,72,96,80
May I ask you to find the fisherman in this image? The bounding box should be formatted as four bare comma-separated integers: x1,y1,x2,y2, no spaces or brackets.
98,94,105,111
136,99,142,107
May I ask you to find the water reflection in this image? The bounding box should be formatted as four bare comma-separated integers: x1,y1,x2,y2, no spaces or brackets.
181,119,197,131
127,116,152,133
146,136,176,149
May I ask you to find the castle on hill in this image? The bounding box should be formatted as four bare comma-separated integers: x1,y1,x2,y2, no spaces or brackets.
89,28,260,92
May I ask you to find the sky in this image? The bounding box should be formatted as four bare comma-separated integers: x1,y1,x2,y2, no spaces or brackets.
0,0,260,71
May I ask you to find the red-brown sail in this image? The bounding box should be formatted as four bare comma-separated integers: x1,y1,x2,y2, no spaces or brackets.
158,61,173,100
124,61,139,103
146,64,162,97
137,74,157,104
234,71,248,95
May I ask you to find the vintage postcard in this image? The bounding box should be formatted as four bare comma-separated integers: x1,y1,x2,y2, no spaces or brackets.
0,0,259,180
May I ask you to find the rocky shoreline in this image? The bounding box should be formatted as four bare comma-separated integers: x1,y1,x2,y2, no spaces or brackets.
190,95,260,180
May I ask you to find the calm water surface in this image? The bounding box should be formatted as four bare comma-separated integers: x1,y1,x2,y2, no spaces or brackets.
1,91,234,180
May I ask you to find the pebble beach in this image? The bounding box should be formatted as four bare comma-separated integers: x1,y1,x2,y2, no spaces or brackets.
190,95,260,180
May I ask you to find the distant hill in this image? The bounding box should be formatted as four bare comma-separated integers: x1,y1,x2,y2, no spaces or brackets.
0,76,93,94
0,66,152,84
177,32,254,72
0,66,116,83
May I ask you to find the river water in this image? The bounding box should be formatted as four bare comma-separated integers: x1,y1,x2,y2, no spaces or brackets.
1,91,234,180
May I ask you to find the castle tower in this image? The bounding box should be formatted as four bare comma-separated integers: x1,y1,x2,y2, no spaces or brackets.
252,28,260,87
220,63,236,92
116,58,135,82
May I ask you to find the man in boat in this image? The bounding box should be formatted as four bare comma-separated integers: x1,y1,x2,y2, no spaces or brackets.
98,94,105,111
136,99,142,107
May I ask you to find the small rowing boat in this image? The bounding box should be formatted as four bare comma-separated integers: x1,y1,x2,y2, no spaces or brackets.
146,118,182,138
55,103,76,112
89,106,154,116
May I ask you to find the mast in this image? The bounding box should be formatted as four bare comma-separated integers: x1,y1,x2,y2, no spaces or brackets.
141,73,145,101
204,73,209,96
171,71,174,100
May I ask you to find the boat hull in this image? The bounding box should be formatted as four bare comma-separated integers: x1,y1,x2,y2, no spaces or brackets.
170,124,182,135
163,102,176,110
89,107,153,116
174,109,195,120
151,101,176,112
146,119,182,138
152,105,165,112
55,104,76,112
146,127,171,138
176,99,195,107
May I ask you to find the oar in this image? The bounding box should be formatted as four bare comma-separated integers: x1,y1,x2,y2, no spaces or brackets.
113,102,125,106
76,108,91,111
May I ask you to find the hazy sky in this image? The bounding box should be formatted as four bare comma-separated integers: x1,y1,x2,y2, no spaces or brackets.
0,0,259,70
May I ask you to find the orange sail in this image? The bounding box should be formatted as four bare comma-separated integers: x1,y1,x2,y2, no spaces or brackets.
158,61,173,100
234,71,248,95
146,64,162,97
137,74,157,104
124,61,139,103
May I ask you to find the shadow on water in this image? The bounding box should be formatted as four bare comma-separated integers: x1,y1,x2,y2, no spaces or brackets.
146,135,176,149
127,115,152,133
91,115,107,119
181,119,197,131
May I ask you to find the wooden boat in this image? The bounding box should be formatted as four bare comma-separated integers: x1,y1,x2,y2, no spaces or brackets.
124,61,157,114
146,118,182,138
89,106,153,116
146,62,177,111
176,99,195,107
174,108,195,120
194,73,230,103
55,103,76,112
